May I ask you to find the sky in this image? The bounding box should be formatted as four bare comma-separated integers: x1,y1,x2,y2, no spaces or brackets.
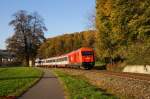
0,0,95,49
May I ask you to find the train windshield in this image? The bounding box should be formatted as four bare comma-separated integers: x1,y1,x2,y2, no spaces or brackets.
82,51,93,56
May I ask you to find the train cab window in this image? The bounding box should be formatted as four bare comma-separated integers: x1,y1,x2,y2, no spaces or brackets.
82,51,93,56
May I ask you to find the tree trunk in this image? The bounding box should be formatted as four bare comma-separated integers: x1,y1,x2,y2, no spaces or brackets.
25,55,29,66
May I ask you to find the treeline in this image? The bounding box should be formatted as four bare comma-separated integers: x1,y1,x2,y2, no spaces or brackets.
38,0,150,69
38,30,96,58
95,0,150,66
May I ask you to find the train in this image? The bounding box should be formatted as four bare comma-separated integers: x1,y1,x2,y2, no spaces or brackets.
35,47,95,69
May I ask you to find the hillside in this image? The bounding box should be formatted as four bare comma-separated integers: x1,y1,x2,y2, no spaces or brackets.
38,30,96,58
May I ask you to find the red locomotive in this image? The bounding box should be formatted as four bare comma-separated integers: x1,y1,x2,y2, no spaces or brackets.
67,47,95,69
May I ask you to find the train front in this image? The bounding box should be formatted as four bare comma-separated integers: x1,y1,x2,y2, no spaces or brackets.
80,48,95,69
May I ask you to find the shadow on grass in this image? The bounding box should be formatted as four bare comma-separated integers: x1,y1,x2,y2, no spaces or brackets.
95,87,115,97
57,74,116,98
0,69,8,73
93,65,106,70
0,96,16,99
0,76,57,80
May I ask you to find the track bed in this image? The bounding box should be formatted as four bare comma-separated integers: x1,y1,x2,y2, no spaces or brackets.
54,68,150,99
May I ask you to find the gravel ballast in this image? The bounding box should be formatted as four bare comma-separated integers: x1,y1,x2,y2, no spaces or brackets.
55,68,150,99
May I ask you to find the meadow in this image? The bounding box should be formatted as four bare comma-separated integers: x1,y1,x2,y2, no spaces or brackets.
0,67,43,97
53,69,117,99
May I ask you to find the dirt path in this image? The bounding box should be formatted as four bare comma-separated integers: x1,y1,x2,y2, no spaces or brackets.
19,68,64,99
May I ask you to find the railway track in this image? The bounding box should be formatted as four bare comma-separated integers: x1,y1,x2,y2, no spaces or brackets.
50,67,150,82
57,67,150,82
54,68,150,98
90,70,150,82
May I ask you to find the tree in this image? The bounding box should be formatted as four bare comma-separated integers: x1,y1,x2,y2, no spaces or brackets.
95,0,150,65
6,10,47,66
86,9,96,30
38,30,96,58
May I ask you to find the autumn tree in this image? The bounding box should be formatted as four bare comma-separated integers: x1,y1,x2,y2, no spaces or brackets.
95,0,150,65
6,10,47,65
86,8,96,30
38,30,96,58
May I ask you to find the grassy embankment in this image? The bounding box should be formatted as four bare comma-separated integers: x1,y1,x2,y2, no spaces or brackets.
0,67,43,97
53,69,117,99
94,61,106,70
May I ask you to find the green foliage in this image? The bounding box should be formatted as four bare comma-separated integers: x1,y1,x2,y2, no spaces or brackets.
0,67,42,96
96,0,150,65
126,39,150,65
38,0,150,66
53,69,117,99
95,61,106,67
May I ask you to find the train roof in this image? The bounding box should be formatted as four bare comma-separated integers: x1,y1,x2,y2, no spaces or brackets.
36,47,94,61
66,47,94,55
78,47,94,51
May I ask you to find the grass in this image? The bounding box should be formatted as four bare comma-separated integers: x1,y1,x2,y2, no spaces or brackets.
53,69,117,99
0,67,43,97
94,61,107,70
95,61,106,67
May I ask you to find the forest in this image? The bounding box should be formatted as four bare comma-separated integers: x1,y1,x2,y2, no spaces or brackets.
95,0,150,69
38,30,96,58
38,0,150,70
5,0,150,68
